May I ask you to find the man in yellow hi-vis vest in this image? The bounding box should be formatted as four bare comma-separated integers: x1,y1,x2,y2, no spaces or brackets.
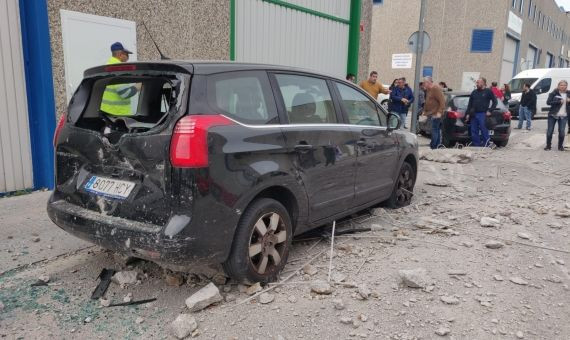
100,42,138,116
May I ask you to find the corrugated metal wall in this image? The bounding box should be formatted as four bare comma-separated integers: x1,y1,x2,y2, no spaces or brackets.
235,0,350,78
0,0,34,192
285,0,350,19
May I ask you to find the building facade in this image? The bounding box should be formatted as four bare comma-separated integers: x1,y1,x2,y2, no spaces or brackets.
369,0,570,91
0,0,372,193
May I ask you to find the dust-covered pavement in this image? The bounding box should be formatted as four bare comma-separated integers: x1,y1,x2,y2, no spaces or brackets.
1,121,570,340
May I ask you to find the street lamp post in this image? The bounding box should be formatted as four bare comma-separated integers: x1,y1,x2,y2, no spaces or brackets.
410,0,427,134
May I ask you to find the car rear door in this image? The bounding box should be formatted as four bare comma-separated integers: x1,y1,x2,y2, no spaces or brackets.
270,73,356,222
332,81,399,207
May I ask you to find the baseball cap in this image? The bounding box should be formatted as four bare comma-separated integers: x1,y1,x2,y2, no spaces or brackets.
110,42,133,54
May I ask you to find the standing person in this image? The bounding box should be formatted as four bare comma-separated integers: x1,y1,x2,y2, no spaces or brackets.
422,77,446,149
516,83,536,131
346,74,356,83
100,42,138,116
545,80,570,151
389,78,398,91
438,82,452,92
390,78,414,129
359,71,391,100
502,83,512,105
466,78,497,147
417,82,425,108
490,81,504,101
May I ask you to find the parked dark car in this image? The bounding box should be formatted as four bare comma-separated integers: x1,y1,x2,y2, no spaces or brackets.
47,62,419,283
417,92,512,147
507,99,521,118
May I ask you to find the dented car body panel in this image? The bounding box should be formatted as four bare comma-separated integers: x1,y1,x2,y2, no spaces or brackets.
48,61,418,268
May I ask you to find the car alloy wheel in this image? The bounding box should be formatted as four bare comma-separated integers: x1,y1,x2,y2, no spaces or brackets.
395,166,414,206
248,212,287,275
386,162,416,208
223,198,292,283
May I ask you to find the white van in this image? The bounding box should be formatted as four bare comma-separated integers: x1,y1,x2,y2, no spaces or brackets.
508,68,570,117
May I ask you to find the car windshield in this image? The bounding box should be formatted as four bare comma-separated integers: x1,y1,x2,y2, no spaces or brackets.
452,95,507,111
508,78,538,93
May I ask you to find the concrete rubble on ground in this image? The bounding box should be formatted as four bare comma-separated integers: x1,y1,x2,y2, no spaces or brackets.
480,217,500,228
185,282,223,312
38,275,50,283
258,292,275,304
399,268,430,289
440,295,460,305
170,314,198,339
509,277,529,285
419,149,474,164
485,241,505,249
111,270,139,286
310,280,333,295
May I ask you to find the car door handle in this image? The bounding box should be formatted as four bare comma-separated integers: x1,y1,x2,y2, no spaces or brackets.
356,139,368,147
294,143,314,151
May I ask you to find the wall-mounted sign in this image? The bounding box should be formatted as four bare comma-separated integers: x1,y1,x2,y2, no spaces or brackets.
392,53,413,69
508,11,523,35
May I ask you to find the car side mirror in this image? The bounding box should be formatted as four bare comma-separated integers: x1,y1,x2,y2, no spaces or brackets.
387,113,401,131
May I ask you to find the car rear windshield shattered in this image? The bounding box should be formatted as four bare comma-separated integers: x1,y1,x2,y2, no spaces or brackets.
71,75,184,143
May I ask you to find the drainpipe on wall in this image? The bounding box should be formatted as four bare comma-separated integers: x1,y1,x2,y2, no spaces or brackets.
347,0,361,80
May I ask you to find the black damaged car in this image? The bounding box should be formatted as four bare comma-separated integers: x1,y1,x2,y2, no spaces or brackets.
48,62,418,282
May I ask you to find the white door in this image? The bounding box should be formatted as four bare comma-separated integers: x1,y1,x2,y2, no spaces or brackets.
60,10,137,103
500,36,518,85
525,46,537,70
0,0,34,192
235,0,350,78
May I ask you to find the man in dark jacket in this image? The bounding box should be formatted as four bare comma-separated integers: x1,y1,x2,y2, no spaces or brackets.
390,78,414,129
516,83,536,130
545,80,570,151
466,78,497,147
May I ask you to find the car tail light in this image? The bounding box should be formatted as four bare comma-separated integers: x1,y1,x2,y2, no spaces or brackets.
447,111,460,119
503,111,512,120
170,115,234,168
53,114,66,147
104,64,137,72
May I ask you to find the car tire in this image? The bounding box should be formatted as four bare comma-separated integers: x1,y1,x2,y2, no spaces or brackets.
386,162,416,209
223,198,293,284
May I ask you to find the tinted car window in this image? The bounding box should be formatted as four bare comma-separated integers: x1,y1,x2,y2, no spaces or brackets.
335,82,385,126
534,78,551,94
452,95,507,111
274,74,337,124
508,78,538,93
208,71,278,124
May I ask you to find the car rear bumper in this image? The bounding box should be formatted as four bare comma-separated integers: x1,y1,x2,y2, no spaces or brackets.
446,123,511,142
47,197,229,266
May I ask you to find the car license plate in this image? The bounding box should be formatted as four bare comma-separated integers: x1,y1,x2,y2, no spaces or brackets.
489,130,495,135
84,176,136,200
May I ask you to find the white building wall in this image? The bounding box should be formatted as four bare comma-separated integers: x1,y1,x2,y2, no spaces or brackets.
0,0,34,192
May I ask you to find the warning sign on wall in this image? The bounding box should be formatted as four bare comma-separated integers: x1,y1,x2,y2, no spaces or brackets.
391,53,413,69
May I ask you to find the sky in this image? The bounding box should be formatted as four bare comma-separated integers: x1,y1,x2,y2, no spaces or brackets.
556,0,570,11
